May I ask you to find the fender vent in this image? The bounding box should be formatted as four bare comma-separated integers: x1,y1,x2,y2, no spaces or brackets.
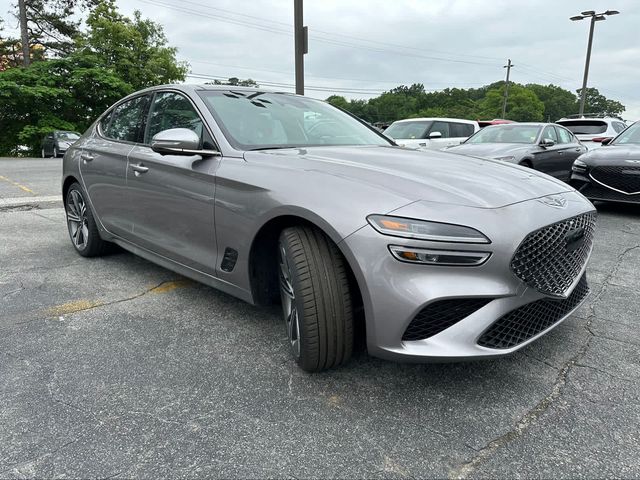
220,248,238,272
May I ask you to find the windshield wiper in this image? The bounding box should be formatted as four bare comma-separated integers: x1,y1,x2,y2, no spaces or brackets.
249,146,297,151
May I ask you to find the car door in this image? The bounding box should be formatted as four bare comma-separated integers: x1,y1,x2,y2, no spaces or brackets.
424,121,453,150
532,125,567,178
126,90,220,275
79,94,151,238
555,126,583,181
43,133,54,156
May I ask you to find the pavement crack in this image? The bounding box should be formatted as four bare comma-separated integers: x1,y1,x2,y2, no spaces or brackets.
449,243,640,479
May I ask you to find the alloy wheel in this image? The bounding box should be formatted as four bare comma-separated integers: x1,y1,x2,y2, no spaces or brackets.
279,244,301,358
66,189,89,250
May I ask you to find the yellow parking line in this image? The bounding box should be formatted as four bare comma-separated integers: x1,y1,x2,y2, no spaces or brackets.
47,300,105,316
0,175,36,195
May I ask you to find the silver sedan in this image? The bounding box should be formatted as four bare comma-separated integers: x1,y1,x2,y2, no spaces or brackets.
62,85,596,371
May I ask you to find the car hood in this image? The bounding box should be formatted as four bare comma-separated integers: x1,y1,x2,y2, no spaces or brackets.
580,144,640,165
243,145,571,209
446,143,532,159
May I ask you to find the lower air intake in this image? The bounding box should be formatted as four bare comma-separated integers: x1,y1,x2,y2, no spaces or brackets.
403,298,493,341
477,274,590,349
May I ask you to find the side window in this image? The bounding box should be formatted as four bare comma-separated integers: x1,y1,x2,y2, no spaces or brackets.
450,122,474,137
555,126,572,144
429,121,451,138
105,96,151,142
613,122,626,133
146,92,204,143
99,111,113,135
542,126,558,143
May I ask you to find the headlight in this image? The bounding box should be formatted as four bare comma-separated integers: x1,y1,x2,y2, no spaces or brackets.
572,159,588,173
494,156,516,162
367,215,490,244
389,246,491,266
58,142,71,149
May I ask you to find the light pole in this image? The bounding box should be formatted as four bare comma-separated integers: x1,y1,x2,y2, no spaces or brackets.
570,10,619,116
294,0,308,95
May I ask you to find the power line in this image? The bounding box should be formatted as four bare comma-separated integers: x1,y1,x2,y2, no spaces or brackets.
159,0,505,63
135,0,499,68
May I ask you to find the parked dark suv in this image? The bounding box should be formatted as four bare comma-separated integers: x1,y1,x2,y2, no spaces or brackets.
41,131,81,158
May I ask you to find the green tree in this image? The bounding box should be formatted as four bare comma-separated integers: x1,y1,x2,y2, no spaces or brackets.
0,0,187,155
479,84,544,122
0,53,131,155
527,84,578,121
577,87,625,117
83,0,187,89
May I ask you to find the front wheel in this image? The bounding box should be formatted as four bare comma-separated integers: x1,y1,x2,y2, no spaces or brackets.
278,226,354,372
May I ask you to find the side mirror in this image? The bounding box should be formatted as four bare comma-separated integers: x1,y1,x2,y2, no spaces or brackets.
428,131,443,139
601,137,613,146
151,128,220,156
540,139,555,148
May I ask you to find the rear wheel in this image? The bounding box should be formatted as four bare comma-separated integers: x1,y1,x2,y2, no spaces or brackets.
65,182,110,257
278,226,353,372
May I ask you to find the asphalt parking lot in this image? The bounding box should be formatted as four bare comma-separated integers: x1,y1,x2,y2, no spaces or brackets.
1,157,639,478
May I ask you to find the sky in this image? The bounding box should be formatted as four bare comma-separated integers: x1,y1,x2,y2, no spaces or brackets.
2,0,639,120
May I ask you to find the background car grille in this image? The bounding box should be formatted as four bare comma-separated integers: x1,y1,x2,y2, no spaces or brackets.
590,166,640,194
580,183,640,203
477,274,589,349
510,212,596,297
402,298,493,341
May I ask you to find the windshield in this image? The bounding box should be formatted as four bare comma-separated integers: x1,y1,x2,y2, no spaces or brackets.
384,121,432,139
612,122,640,145
197,91,391,150
466,124,541,144
56,132,80,141
556,120,607,135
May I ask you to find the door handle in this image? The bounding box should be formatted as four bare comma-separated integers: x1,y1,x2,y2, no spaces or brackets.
557,151,564,155
130,163,149,176
81,153,94,163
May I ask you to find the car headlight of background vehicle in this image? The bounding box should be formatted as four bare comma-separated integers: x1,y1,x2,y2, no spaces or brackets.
367,215,490,243
572,159,588,173
493,155,516,162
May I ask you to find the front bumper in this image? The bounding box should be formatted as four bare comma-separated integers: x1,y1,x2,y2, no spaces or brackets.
340,191,595,361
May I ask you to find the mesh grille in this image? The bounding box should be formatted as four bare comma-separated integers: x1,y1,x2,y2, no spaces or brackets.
510,212,596,296
403,298,493,341
478,275,590,349
590,166,640,194
580,183,640,203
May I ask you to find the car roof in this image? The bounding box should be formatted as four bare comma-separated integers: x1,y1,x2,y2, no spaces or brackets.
134,83,294,96
391,117,478,124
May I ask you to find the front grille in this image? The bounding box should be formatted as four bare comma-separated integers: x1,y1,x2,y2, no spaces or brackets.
477,274,590,349
510,212,596,297
590,166,640,194
402,298,493,341
580,183,640,203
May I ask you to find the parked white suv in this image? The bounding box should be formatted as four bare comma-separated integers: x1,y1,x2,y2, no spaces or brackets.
556,115,627,150
384,117,480,150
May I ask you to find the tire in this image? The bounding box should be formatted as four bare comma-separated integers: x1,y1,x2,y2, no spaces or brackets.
278,226,353,372
41,148,46,158
53,147,59,158
65,182,110,257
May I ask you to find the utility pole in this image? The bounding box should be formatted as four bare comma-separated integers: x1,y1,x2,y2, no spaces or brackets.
501,59,513,119
18,0,30,67
570,10,619,116
294,0,308,95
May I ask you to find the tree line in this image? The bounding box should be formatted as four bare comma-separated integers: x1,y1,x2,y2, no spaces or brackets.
326,82,625,126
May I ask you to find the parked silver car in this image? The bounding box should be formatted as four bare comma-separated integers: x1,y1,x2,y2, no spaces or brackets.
62,85,596,371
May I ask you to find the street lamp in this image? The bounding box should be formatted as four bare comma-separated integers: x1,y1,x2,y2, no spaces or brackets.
571,9,620,116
